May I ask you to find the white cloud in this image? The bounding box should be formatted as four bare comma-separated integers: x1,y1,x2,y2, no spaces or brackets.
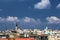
23,17,31,22
21,17,41,24
46,16,60,24
23,17,37,23
56,4,60,8
34,0,51,9
6,16,20,22
0,16,41,25
0,16,20,22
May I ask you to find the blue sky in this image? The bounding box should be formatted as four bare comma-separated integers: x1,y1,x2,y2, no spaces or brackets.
0,0,60,30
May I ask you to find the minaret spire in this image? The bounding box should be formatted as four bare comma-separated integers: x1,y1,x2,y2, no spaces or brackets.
46,26,48,30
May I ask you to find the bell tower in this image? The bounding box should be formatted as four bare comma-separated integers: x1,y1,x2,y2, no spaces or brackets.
15,23,18,31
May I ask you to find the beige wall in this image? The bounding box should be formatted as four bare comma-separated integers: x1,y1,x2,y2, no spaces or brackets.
48,35,56,40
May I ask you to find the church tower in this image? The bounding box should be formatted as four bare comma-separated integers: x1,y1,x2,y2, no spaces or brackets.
15,23,18,31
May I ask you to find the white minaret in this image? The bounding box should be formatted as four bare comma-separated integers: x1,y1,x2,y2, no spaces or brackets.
45,26,48,34
45,26,48,30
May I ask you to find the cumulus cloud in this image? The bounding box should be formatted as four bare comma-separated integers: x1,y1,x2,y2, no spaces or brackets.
34,0,51,9
6,16,20,22
56,4,60,8
23,17,31,22
0,16,41,24
20,17,41,24
0,16,20,22
23,17,38,23
46,16,60,24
